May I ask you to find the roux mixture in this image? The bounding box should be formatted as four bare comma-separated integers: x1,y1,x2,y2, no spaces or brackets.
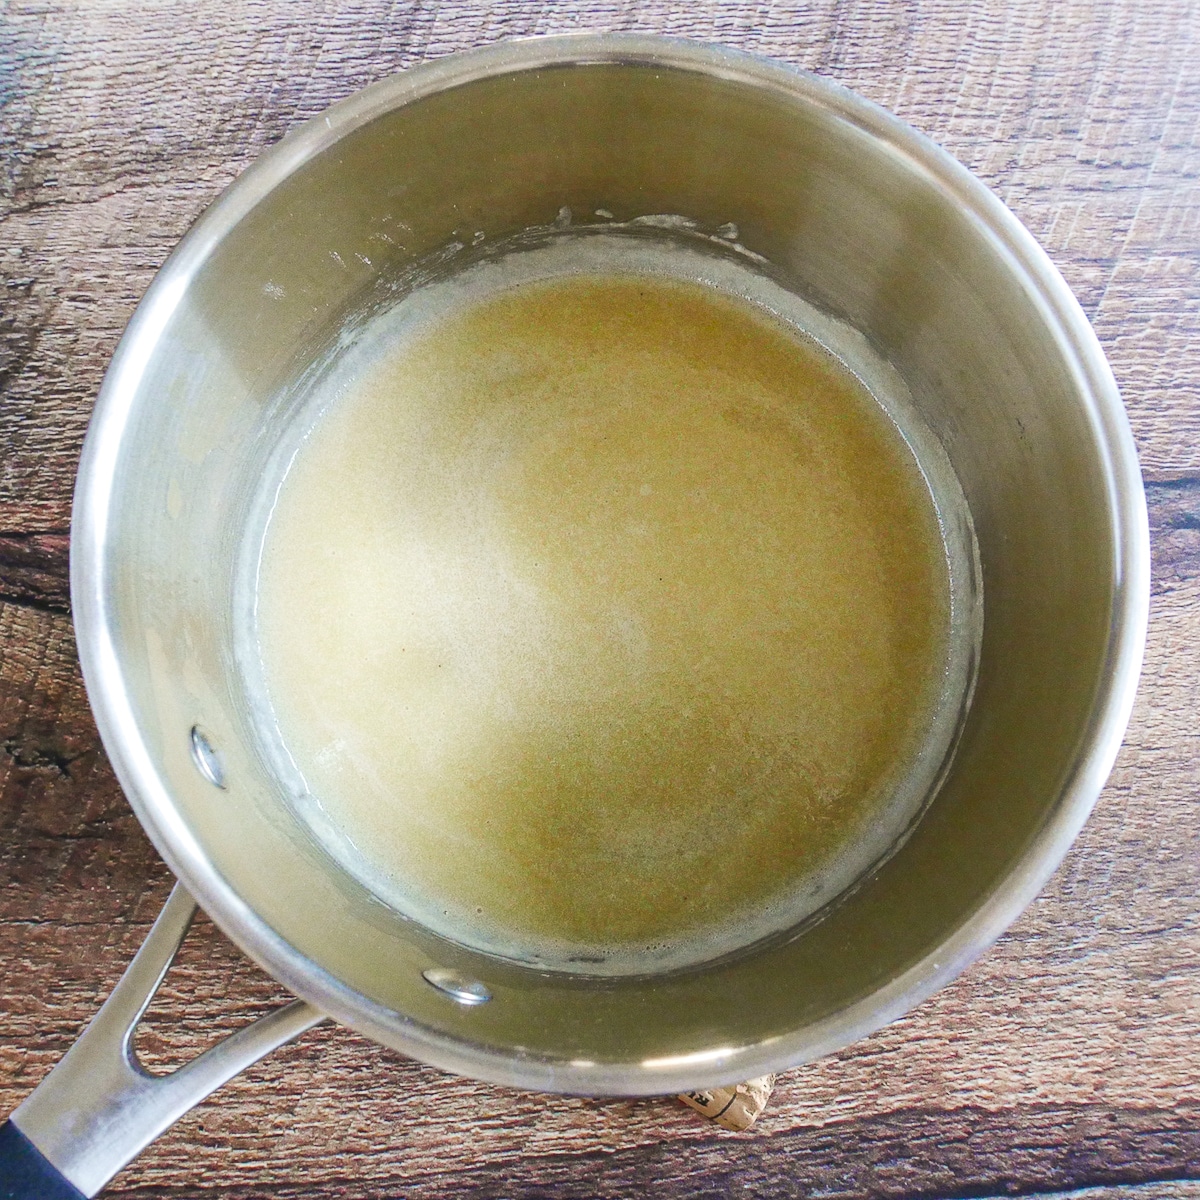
250,246,965,973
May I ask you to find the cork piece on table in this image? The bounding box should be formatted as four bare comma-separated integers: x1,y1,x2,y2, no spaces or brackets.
677,1076,777,1131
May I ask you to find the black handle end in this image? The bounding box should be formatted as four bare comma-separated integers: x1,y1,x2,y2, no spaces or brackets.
0,1121,87,1200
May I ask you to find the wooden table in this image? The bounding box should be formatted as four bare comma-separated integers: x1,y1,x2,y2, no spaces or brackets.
2,2,1198,1196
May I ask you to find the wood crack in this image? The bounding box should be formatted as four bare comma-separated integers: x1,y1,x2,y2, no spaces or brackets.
0,530,69,612
96,1100,1200,1200
1147,482,1200,591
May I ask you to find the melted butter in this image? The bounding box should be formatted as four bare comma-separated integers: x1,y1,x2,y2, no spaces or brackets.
251,246,969,974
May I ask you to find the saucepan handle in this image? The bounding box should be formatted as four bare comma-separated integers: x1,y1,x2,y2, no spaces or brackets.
0,883,325,1198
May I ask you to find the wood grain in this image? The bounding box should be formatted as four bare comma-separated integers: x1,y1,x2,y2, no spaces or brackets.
2,1,1199,1197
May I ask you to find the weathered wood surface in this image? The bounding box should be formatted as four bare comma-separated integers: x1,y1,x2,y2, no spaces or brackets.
2,1,1199,1196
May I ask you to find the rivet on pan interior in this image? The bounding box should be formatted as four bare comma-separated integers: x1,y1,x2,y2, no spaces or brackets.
189,726,226,789
422,968,492,1005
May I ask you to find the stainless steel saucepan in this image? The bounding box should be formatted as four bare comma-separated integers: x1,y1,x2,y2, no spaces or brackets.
0,34,1149,1198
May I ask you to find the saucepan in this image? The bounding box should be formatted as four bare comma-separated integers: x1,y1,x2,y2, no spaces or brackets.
0,34,1149,1198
